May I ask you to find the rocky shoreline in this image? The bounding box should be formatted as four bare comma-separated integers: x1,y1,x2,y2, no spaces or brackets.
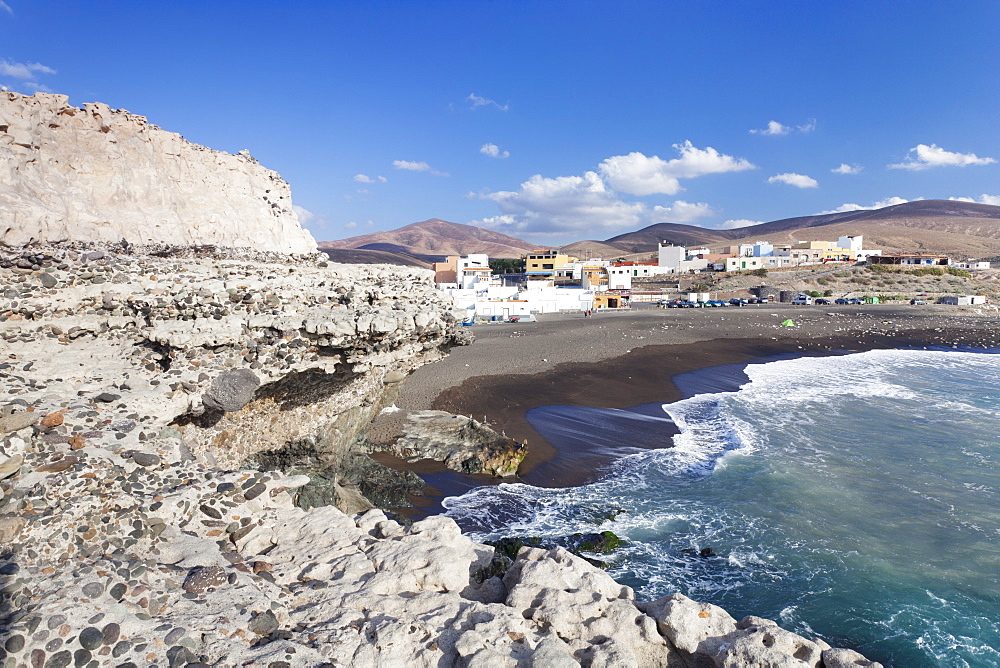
1,244,881,666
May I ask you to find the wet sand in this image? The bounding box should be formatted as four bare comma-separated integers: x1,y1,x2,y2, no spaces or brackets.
390,303,999,512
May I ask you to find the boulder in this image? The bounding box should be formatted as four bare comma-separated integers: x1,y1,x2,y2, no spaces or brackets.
202,369,261,412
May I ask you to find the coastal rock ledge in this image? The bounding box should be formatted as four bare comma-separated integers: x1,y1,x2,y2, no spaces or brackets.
0,245,880,666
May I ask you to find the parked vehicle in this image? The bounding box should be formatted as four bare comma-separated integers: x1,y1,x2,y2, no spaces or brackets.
815,298,830,305
910,299,927,305
757,297,769,304
729,298,748,306
834,298,849,304
705,299,727,307
791,295,814,305
847,298,863,305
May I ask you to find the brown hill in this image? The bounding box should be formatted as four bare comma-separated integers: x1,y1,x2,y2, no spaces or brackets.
596,224,729,254
320,248,431,268
577,201,1000,258
559,239,636,260
319,219,547,258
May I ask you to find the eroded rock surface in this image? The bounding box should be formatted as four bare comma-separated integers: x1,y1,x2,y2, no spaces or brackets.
0,91,317,253
0,244,882,667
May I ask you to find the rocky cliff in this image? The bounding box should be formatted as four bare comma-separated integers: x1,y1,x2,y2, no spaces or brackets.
0,244,881,667
0,92,317,254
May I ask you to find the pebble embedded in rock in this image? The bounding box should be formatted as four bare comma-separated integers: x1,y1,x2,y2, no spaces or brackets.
130,452,160,467
248,610,279,636
78,627,103,651
243,483,266,501
101,622,120,645
182,566,228,594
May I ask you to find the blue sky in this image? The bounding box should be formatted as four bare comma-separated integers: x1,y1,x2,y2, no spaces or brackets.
3,1,999,245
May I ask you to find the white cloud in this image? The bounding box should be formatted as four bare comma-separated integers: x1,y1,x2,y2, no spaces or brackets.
0,59,55,80
353,173,374,183
831,163,862,175
0,60,56,80
718,219,764,230
598,141,755,196
768,172,818,188
750,120,791,136
292,205,315,226
651,200,714,223
344,221,358,229
480,142,510,159
292,204,331,230
392,160,447,176
0,2,13,15
816,196,911,214
949,194,1000,206
750,119,816,135
477,168,722,237
392,160,430,171
889,144,996,170
479,171,648,236
467,93,509,112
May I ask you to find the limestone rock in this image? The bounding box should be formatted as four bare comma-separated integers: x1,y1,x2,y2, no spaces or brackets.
0,91,317,254
823,647,884,668
646,592,737,661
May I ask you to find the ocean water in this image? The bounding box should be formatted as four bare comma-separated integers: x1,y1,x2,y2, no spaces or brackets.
442,349,1000,667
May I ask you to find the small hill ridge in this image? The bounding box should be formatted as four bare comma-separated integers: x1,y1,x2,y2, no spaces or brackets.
319,219,548,258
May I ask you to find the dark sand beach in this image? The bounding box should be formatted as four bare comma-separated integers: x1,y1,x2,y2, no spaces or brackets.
389,303,1000,512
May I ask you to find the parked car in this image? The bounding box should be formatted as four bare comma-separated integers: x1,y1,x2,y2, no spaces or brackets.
757,297,769,304
834,298,850,304
682,301,703,308
705,299,727,307
910,299,927,305
729,298,748,306
847,298,863,304
791,295,814,305
815,298,830,305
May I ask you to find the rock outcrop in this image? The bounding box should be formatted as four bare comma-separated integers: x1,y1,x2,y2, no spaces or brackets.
369,408,528,476
0,244,881,666
0,91,317,254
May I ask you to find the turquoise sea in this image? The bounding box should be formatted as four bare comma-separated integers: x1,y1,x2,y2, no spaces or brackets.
442,349,1000,667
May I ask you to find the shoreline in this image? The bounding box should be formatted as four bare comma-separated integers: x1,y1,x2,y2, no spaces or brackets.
390,304,1000,513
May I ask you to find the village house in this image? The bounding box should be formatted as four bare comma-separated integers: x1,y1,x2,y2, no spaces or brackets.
868,253,950,266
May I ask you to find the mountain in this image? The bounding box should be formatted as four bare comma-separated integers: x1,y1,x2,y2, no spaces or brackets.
563,201,1000,259
319,219,546,258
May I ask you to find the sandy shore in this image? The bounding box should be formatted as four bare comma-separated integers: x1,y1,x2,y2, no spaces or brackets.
392,303,999,508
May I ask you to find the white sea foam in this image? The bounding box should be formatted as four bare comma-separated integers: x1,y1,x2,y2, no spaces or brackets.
443,348,1000,666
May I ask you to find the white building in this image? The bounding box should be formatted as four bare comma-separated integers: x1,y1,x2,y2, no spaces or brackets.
658,242,710,274
439,253,596,320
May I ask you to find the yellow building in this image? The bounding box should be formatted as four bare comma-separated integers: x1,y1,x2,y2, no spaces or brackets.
593,292,627,309
525,250,578,274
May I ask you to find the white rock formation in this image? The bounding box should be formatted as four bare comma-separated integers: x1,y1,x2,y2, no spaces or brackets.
0,91,317,254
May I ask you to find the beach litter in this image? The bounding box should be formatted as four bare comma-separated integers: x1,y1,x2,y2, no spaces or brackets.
781,319,796,327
